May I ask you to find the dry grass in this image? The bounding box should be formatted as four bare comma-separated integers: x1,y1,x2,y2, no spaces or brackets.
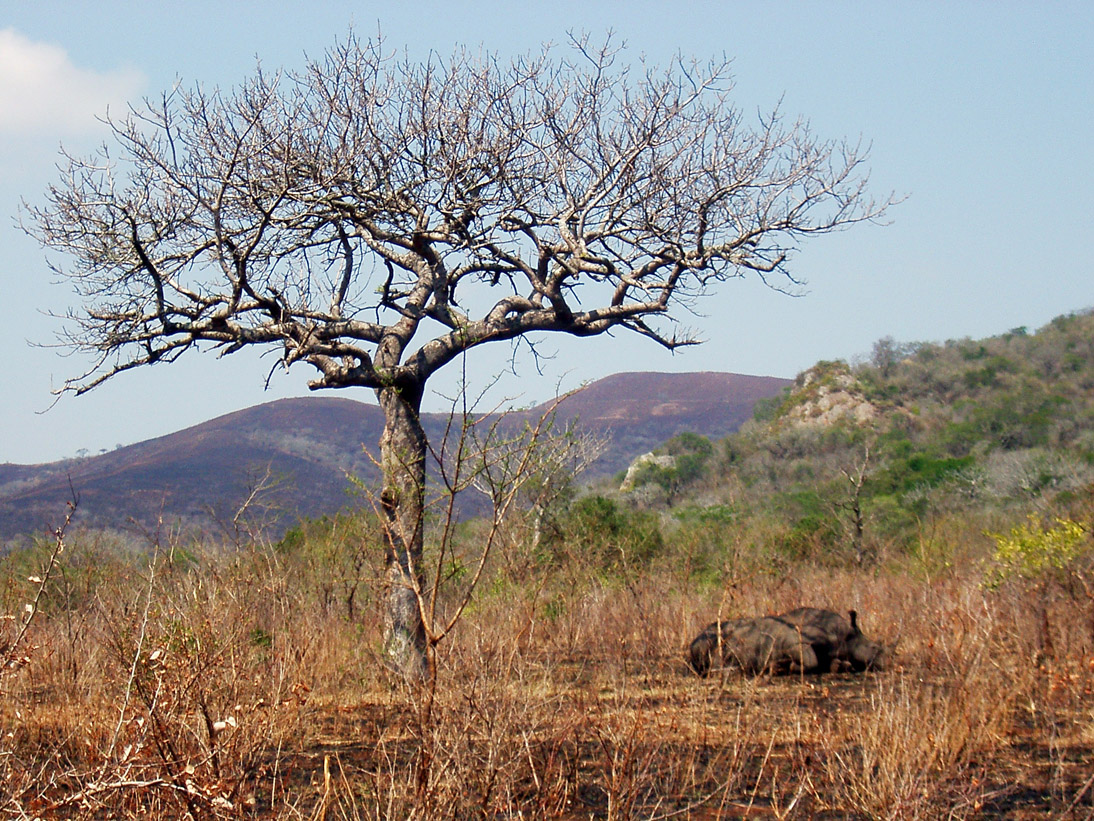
2,539,1093,819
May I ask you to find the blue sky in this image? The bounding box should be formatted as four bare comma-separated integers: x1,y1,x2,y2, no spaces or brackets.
2,1,1092,464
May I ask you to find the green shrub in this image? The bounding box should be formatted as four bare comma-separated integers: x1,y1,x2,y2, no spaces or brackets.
274,512,379,619
628,433,715,497
768,489,842,560
751,388,792,423
663,506,741,585
554,496,665,577
984,515,1090,589
876,453,975,497
962,356,1016,389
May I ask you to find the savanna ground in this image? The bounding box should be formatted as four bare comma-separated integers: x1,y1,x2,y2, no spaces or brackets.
2,515,1093,820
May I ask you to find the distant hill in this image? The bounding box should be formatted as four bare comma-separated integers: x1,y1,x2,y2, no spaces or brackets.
0,371,788,543
618,310,1094,564
543,371,788,474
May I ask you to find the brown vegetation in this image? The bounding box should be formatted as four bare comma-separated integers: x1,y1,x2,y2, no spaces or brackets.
2,516,1092,819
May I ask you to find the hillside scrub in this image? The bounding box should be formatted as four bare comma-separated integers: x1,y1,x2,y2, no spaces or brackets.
618,309,1094,568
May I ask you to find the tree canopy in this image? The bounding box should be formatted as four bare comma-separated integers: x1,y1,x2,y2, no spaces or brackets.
28,35,888,400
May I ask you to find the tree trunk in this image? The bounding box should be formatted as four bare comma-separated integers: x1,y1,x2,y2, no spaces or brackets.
377,382,429,680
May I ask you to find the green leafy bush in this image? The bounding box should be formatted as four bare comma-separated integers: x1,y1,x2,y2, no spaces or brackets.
627,433,714,497
275,512,379,619
553,496,665,577
876,453,975,497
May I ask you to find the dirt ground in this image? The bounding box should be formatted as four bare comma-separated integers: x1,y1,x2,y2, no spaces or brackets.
247,655,1094,819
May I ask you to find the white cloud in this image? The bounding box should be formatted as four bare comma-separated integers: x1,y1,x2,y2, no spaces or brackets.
0,28,145,136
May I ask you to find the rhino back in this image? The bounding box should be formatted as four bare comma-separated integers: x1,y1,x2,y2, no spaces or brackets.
731,617,819,675
779,607,854,643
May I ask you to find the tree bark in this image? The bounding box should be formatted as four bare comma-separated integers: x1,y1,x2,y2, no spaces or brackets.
377,382,429,680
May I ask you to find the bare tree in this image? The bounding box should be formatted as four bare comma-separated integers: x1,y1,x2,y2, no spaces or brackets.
468,402,608,567
838,443,873,566
25,33,892,678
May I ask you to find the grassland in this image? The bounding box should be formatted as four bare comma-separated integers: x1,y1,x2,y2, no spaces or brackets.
2,523,1092,819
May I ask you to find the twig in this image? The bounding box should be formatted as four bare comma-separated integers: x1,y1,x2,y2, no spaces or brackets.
107,546,160,758
1,498,78,674
1059,769,1094,819
44,776,234,814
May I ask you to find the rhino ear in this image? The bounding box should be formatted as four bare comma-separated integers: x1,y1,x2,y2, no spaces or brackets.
849,610,860,633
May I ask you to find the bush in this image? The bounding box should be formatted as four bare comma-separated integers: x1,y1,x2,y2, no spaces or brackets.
769,489,842,561
877,453,975,497
985,515,1090,589
751,388,792,423
625,433,715,500
275,512,380,620
552,496,665,577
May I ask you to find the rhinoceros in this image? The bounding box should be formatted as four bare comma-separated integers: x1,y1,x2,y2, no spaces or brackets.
688,616,823,677
777,607,885,672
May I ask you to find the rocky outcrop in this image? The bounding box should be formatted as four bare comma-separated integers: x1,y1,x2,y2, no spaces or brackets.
784,367,877,428
619,452,676,492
